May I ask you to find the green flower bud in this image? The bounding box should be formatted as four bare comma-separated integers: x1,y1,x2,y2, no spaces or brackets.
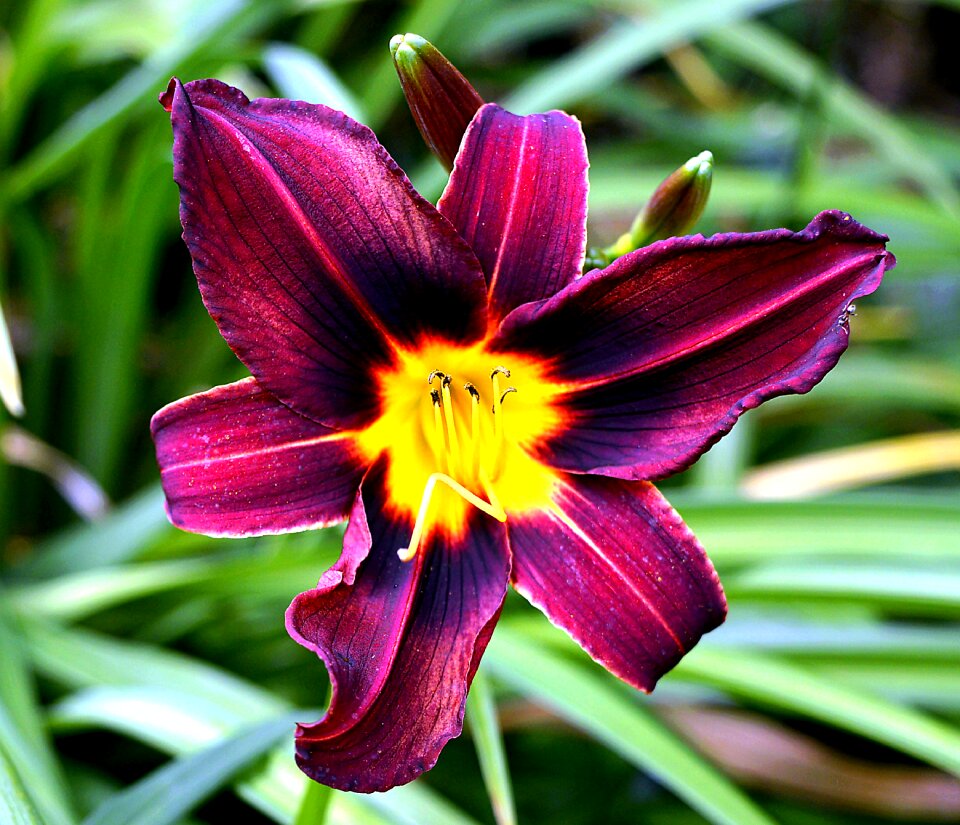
606,150,713,260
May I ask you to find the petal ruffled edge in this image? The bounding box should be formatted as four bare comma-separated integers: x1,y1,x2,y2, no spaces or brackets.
286,457,511,792
494,211,895,480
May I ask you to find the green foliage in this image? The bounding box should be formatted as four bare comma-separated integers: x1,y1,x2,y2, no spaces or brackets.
2,1,959,823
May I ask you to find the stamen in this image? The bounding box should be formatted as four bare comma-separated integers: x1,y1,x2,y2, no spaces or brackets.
440,376,462,475
464,382,481,476
398,472,507,562
491,367,511,477
430,388,445,465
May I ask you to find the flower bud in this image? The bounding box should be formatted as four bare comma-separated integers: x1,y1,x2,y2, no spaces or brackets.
606,150,713,259
390,33,484,170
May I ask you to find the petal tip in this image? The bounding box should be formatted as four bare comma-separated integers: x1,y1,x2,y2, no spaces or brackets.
159,77,179,112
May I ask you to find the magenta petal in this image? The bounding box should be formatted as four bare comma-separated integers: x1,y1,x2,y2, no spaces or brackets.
286,458,511,792
495,211,895,479
151,378,365,536
508,474,726,692
162,78,487,429
438,104,588,326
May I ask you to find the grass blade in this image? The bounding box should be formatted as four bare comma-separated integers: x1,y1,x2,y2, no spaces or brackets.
293,777,332,825
466,669,516,825
676,647,960,777
486,624,775,825
80,713,298,825
0,607,75,825
704,20,960,220
4,0,289,200
728,563,960,616
741,431,960,498
0,745,43,825
0,298,24,417
504,0,791,114
263,43,366,123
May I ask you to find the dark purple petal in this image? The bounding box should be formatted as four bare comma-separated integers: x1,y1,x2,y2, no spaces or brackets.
151,378,365,536
391,33,485,171
161,78,487,429
494,211,895,479
438,104,588,326
508,474,726,692
286,457,511,792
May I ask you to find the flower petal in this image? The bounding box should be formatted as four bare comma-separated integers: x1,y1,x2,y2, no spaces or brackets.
494,211,895,479
438,104,588,326
286,457,511,792
161,78,488,429
508,473,726,692
151,378,365,537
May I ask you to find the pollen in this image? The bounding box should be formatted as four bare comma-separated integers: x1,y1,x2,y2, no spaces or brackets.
356,341,565,559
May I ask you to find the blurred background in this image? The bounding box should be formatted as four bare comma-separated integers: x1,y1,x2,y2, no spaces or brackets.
1,1,959,823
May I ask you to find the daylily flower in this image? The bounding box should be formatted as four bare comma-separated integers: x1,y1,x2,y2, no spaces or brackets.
151,56,893,793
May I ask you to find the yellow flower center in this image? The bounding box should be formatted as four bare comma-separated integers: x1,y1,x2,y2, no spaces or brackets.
357,340,565,559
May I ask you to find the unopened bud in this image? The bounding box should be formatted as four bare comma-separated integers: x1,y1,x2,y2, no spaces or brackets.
606,150,713,260
390,33,485,170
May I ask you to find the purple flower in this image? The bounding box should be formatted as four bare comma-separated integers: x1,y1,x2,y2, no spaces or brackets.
151,49,893,793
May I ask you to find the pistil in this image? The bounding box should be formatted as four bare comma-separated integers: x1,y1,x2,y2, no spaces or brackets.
397,471,506,562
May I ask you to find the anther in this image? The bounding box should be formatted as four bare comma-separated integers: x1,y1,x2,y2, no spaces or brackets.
464,382,480,401
500,387,517,405
430,389,442,406
427,369,447,385
491,366,511,379
441,374,453,388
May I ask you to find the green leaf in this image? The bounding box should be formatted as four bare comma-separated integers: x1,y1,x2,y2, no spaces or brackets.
466,669,516,825
263,43,366,123
22,619,283,718
80,713,298,825
727,562,960,616
671,494,960,565
504,0,792,114
293,778,332,825
25,621,476,825
704,20,960,220
11,559,213,621
0,297,24,417
0,745,43,825
0,607,75,825
486,624,774,825
675,647,960,777
4,0,291,200
23,485,169,577
51,686,257,754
